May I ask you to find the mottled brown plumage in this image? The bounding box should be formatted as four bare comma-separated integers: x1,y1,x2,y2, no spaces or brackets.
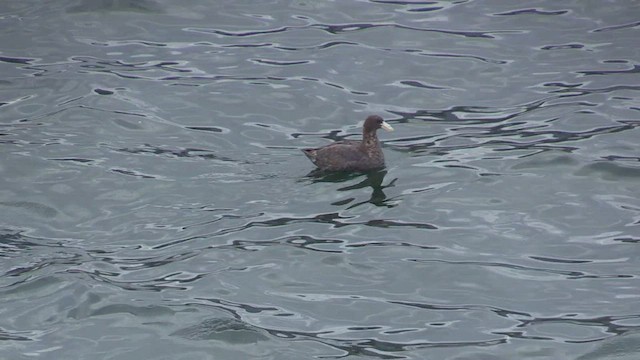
302,115,394,172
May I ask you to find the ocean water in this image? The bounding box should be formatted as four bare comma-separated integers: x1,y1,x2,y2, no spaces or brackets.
0,1,639,359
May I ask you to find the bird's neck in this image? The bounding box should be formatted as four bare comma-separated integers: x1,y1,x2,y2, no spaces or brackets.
362,130,378,146
360,131,379,154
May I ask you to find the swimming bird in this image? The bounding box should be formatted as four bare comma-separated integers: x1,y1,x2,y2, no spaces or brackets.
302,115,394,172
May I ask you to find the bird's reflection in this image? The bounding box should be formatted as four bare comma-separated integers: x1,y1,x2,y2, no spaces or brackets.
305,169,398,208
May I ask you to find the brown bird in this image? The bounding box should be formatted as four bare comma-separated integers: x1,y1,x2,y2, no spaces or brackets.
302,115,394,172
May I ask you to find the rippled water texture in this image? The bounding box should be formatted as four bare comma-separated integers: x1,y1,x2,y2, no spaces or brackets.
1,1,639,359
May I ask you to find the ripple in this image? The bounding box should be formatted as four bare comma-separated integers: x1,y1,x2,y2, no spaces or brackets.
576,330,640,360
68,302,175,319
186,21,517,40
386,100,639,157
110,168,159,179
540,43,585,51
65,267,196,292
0,230,41,259
171,318,269,343
575,162,640,180
275,40,358,51
150,209,439,251
506,314,640,343
1,2,639,359
228,235,345,253
66,0,162,13
249,58,313,66
389,299,531,318
494,8,569,16
592,20,640,33
185,126,228,133
392,80,447,90
49,157,97,166
175,295,511,358
528,256,592,264
0,56,37,65
578,64,640,77
93,88,114,95
370,0,446,12
0,328,33,341
36,56,197,81
113,143,238,163
0,201,58,218
548,84,640,98
404,258,626,281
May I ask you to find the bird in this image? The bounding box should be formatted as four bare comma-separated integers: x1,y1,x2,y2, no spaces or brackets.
302,115,394,172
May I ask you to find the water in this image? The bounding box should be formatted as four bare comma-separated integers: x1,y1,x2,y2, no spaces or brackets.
1,1,639,359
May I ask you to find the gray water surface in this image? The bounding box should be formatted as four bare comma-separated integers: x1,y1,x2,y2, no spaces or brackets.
1,1,639,359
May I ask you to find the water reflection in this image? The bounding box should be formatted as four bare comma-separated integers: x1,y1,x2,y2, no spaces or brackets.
305,169,398,208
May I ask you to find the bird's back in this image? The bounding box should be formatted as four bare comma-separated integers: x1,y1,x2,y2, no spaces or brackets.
302,140,384,171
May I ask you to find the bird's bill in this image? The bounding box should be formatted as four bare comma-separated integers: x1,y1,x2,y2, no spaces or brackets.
381,121,394,131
